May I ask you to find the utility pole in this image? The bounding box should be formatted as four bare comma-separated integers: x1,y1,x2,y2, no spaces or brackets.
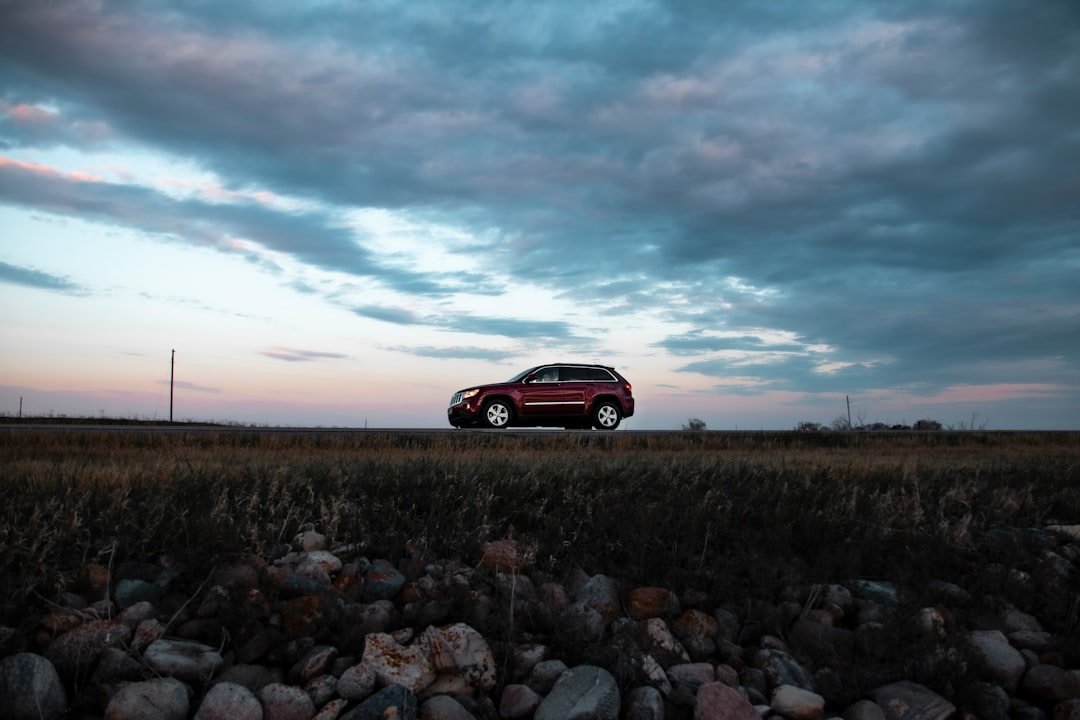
846,395,851,430
170,349,175,423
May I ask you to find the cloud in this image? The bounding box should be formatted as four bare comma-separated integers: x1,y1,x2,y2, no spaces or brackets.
352,303,580,342
0,260,83,293
351,305,422,326
154,380,219,394
394,345,517,362
258,347,348,363
0,158,463,297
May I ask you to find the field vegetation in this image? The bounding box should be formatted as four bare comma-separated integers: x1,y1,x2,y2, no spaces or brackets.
2,427,1079,640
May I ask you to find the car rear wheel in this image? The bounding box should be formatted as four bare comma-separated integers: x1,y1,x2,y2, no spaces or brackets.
482,399,513,428
592,401,622,430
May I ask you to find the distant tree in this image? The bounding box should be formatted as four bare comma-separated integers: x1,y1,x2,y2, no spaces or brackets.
831,415,852,431
682,418,707,432
794,421,825,432
913,419,942,431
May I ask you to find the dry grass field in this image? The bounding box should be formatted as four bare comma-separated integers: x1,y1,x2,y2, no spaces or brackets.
2,427,1079,641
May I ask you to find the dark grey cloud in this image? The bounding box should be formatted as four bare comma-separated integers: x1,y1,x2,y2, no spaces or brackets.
395,346,517,363
0,160,460,297
0,260,83,293
352,303,579,342
1,0,1078,424
351,305,421,326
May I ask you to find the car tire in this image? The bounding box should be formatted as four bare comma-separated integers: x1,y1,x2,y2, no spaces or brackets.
482,399,513,428
592,401,622,430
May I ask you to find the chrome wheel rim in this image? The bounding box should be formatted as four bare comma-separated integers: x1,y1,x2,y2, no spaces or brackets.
486,403,510,427
596,405,619,427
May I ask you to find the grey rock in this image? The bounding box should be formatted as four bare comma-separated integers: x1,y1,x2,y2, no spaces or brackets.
967,629,1026,693
1008,630,1057,654
341,601,399,640
336,662,377,701
869,680,956,720
0,652,67,720
115,578,161,608
843,699,886,720
44,619,133,681
341,684,418,720
365,559,407,600
90,646,145,684
642,616,691,668
509,642,549,679
420,694,478,720
525,658,570,694
305,674,339,708
965,681,1009,720
194,681,263,720
846,580,900,607
772,684,826,720
215,663,277,691
289,644,338,684
144,638,226,683
625,685,665,720
105,677,191,720
118,600,157,629
500,683,542,719
256,682,317,720
535,665,621,720
570,575,621,623
755,647,817,692
713,608,741,643
297,529,327,552
314,699,350,720
668,662,716,690
1021,664,1080,703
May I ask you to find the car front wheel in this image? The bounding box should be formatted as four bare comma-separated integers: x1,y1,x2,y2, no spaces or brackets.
592,401,622,430
482,399,513,428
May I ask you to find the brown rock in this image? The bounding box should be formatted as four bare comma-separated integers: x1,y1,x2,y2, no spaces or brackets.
628,587,681,620
695,681,760,720
478,539,531,574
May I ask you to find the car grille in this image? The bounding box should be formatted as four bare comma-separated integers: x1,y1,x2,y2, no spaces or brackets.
450,391,463,406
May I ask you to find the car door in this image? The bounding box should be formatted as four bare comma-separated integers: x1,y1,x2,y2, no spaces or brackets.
519,366,577,418
556,366,591,414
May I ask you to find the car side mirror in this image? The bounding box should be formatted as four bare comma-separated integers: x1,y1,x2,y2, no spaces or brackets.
524,373,538,383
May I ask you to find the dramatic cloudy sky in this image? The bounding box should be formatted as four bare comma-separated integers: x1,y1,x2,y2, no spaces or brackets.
1,1,1078,429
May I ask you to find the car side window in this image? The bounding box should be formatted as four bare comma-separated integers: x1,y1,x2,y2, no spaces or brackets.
561,366,591,381
587,368,616,381
537,367,560,382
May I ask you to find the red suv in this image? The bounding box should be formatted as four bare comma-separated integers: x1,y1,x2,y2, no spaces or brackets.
447,363,635,430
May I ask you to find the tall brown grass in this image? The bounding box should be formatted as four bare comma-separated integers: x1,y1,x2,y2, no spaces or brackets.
2,429,1078,632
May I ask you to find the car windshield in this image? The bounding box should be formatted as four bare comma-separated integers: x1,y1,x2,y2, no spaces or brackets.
506,366,541,383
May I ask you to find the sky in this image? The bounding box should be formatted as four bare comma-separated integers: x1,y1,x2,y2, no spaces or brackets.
1,1,1078,430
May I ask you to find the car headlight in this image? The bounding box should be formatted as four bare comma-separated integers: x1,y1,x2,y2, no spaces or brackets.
462,388,479,400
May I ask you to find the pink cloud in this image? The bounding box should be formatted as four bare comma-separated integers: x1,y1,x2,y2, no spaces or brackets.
923,383,1063,405
0,156,107,183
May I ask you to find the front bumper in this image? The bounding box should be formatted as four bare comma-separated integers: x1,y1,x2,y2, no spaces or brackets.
447,402,480,428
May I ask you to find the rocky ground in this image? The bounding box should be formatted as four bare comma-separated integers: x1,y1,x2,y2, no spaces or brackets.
1,524,1078,720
